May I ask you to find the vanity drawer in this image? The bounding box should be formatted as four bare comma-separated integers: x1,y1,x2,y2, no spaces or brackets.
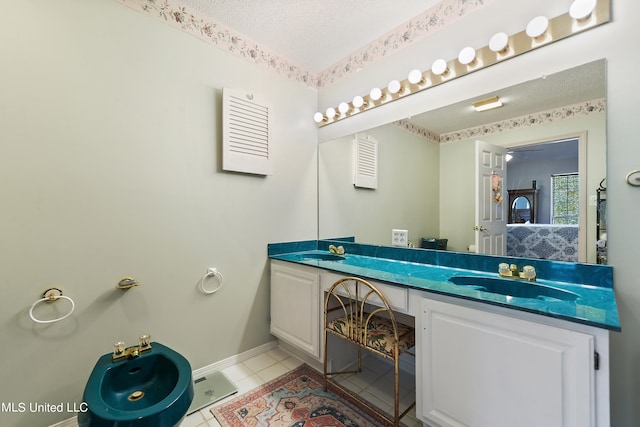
322,271,409,313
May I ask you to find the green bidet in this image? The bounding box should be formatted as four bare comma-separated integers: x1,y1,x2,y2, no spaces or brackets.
78,342,194,427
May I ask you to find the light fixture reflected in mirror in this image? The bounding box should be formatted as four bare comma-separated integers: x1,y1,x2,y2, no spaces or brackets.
325,107,337,119
473,96,503,112
313,112,325,123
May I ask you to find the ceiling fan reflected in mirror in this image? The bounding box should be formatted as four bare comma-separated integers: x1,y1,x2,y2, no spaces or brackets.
505,138,578,162
505,147,544,162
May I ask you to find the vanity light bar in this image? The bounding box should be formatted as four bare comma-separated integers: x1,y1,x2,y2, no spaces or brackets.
313,0,610,127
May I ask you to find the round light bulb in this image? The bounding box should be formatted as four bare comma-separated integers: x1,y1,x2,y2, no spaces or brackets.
407,69,424,85
489,32,509,53
369,87,383,101
387,79,402,94
325,107,336,119
458,47,476,65
338,102,350,114
570,0,597,20
526,16,549,38
352,95,365,109
431,58,448,76
313,112,325,123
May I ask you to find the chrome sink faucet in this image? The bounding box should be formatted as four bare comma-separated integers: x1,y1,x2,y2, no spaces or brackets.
499,263,536,281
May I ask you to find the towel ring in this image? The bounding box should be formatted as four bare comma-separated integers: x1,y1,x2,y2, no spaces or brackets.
626,169,640,187
198,268,224,295
29,288,75,324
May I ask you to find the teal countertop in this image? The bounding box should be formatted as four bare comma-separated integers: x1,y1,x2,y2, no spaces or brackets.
268,240,620,331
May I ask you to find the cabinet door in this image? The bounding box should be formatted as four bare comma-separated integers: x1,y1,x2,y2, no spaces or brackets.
270,263,320,358
418,299,595,427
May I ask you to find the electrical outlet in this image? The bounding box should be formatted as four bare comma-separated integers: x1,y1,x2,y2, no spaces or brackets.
392,229,409,247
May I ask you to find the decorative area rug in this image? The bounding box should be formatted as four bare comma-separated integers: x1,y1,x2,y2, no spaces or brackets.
210,363,400,427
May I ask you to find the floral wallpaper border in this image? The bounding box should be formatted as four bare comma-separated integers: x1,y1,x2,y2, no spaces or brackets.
114,0,490,88
392,119,442,144
115,0,317,86
393,98,607,144
317,0,492,88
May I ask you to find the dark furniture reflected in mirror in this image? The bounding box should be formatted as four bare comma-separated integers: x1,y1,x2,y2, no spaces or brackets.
508,188,539,223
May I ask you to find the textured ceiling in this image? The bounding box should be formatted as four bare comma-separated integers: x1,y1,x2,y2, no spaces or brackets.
409,59,606,135
177,0,441,73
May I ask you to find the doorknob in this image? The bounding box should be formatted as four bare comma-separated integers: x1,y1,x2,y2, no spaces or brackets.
473,226,487,231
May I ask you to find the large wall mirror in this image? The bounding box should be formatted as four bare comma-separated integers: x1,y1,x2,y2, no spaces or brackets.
318,59,606,264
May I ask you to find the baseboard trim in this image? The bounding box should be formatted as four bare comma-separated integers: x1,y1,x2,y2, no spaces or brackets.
192,340,279,377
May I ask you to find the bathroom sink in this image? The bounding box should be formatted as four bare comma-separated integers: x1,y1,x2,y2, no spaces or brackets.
78,342,194,427
297,253,346,261
449,276,579,301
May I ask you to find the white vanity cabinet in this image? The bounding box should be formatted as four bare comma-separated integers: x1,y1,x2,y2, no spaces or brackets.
269,262,411,361
417,297,610,427
270,261,321,359
269,259,611,427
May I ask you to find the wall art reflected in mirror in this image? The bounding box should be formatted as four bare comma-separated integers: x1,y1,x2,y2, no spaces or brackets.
319,59,606,264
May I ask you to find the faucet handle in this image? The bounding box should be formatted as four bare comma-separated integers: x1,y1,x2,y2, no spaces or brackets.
139,334,151,348
113,341,126,356
498,263,510,275
522,265,536,281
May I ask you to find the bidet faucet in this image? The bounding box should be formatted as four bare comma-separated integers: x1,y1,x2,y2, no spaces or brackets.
112,334,153,361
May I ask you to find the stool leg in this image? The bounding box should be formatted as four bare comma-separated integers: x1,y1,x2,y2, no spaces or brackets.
394,349,400,426
323,329,328,391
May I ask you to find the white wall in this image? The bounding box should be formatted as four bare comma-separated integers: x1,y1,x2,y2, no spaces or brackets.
0,1,317,426
317,1,640,425
319,125,439,245
3,0,640,426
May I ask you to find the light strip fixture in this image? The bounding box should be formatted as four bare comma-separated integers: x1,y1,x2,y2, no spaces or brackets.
473,96,503,112
314,0,608,127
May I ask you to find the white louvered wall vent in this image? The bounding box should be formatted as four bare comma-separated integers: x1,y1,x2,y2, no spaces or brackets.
353,133,378,189
222,87,273,175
